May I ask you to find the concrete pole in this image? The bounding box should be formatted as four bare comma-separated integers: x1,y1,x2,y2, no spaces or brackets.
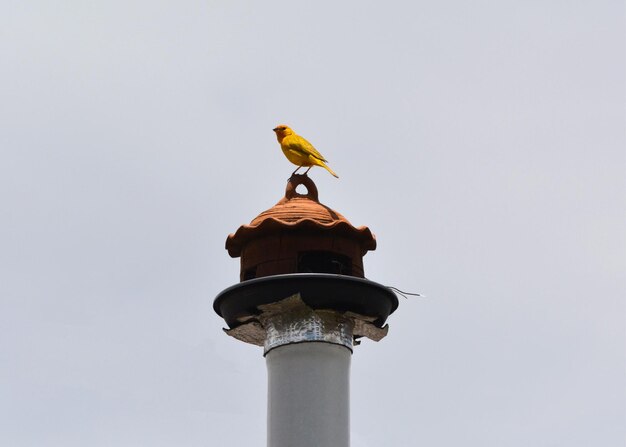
266,342,351,447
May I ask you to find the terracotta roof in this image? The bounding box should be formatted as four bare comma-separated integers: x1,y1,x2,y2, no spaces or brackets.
226,175,376,257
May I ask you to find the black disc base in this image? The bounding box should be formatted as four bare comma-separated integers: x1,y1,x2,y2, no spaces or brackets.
214,273,399,329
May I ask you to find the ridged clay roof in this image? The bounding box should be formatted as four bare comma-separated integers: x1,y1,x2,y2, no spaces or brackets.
226,175,376,257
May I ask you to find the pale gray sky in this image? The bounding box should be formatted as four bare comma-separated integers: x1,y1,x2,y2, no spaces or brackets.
1,1,624,446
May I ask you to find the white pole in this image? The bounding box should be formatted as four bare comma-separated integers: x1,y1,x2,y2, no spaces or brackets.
259,295,354,447
266,342,351,447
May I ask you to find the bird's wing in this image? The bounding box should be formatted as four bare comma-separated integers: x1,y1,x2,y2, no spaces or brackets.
284,135,327,162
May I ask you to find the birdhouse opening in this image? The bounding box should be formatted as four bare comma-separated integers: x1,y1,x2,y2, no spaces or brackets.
297,251,353,276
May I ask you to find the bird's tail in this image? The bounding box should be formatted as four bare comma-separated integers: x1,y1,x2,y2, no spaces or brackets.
322,162,339,178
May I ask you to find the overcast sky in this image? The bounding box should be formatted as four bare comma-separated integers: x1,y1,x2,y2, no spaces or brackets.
1,1,624,446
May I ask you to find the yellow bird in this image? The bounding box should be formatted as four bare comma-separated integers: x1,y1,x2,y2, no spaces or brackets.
273,125,339,178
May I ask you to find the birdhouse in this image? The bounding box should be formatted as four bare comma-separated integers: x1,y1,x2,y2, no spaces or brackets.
226,174,376,281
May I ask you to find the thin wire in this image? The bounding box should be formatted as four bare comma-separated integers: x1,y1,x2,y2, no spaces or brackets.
387,286,426,299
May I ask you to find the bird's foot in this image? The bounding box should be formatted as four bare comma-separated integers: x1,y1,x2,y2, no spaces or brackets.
287,173,305,182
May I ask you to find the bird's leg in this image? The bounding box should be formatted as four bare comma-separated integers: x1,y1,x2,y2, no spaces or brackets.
303,167,312,176
288,166,302,181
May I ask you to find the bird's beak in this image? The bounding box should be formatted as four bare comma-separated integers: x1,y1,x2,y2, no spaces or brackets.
272,127,278,132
